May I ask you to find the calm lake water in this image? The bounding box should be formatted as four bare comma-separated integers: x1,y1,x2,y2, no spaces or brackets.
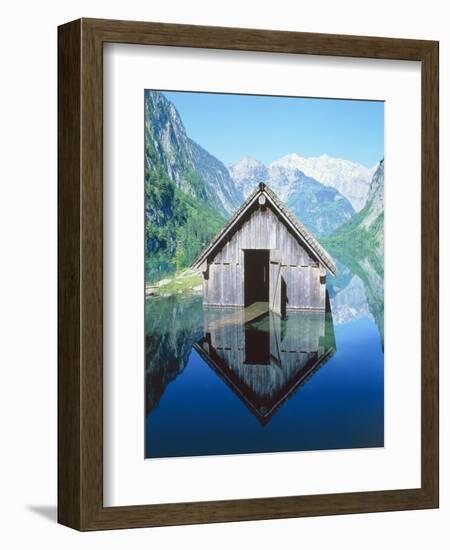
145,257,384,459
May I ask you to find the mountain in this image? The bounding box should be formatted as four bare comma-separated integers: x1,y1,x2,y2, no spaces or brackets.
228,157,269,198
189,140,243,215
286,178,355,237
145,91,242,216
145,91,244,281
270,153,375,211
322,159,384,259
229,157,355,237
360,158,384,248
321,160,384,344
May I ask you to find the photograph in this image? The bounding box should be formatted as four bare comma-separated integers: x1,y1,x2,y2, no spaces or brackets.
144,90,385,459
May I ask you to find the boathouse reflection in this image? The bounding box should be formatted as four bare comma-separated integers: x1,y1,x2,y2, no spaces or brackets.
194,307,336,425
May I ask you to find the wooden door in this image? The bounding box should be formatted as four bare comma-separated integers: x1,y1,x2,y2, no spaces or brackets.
269,249,282,315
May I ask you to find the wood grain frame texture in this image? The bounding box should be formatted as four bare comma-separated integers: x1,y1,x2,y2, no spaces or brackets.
58,18,439,531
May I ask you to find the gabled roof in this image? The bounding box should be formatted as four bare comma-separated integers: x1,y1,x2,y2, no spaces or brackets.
192,182,337,275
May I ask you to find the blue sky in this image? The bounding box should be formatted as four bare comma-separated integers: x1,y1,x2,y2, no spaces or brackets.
163,91,384,168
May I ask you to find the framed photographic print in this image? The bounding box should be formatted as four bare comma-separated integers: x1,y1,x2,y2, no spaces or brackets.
58,18,439,530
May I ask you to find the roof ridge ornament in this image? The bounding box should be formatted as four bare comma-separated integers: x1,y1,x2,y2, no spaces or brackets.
258,181,266,191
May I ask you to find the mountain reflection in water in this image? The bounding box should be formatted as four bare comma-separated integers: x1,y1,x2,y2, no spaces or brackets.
145,257,384,459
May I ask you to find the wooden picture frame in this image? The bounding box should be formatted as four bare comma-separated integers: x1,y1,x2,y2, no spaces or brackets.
58,18,439,531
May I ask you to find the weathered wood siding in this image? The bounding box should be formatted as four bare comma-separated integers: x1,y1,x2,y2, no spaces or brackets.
280,265,326,311
203,205,327,310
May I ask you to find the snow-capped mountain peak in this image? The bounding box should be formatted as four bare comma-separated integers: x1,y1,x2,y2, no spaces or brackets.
228,157,269,198
269,153,375,211
269,153,302,171
227,155,356,237
228,156,266,176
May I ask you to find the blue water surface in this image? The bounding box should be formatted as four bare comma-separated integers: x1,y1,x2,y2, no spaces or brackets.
145,260,384,458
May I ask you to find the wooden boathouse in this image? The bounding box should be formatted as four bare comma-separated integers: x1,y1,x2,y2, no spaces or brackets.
192,182,336,314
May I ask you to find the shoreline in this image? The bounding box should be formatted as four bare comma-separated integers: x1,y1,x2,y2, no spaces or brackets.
145,268,202,298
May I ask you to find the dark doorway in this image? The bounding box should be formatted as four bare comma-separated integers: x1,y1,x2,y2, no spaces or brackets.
244,250,270,306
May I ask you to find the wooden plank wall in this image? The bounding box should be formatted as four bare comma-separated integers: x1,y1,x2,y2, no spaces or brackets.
281,265,324,310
